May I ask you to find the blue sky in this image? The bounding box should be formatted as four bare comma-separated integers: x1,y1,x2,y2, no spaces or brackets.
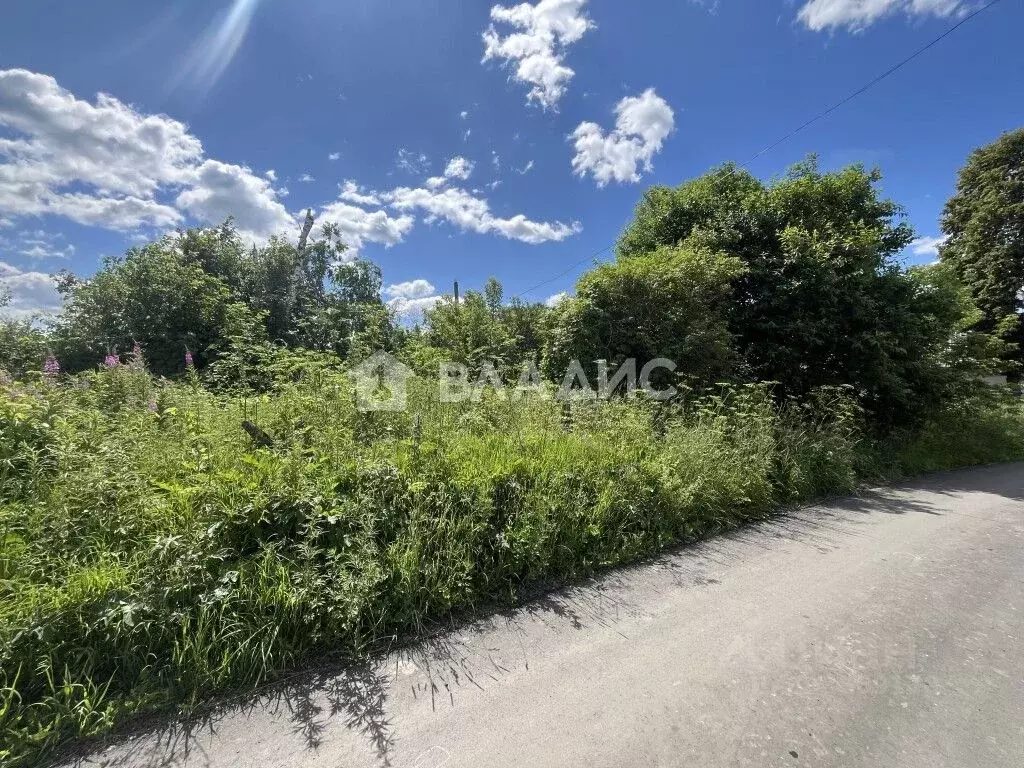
1,0,1022,318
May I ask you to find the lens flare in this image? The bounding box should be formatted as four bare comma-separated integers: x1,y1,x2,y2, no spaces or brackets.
174,0,262,96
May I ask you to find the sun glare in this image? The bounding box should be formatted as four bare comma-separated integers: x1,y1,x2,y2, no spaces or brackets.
174,0,263,96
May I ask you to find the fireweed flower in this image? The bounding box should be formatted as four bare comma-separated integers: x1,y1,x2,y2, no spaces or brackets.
43,356,60,377
128,342,146,370
185,350,194,368
104,354,120,369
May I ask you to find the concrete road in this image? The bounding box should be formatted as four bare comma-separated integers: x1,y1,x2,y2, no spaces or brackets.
61,463,1024,768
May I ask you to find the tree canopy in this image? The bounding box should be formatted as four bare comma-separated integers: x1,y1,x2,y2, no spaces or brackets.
940,127,1024,374
606,158,978,425
3,147,1012,430
51,218,389,377
543,245,744,388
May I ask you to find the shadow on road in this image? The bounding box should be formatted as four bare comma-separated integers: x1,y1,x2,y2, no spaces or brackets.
59,659,394,768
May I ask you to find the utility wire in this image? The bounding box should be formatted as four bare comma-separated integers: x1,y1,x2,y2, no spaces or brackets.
516,244,614,299
749,0,1004,162
514,0,1003,300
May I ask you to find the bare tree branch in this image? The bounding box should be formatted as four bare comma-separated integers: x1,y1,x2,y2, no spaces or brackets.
297,209,315,252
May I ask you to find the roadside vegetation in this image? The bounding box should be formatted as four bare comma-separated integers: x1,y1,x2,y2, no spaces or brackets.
2,132,1023,766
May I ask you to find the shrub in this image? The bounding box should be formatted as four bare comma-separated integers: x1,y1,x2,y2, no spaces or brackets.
0,367,1021,766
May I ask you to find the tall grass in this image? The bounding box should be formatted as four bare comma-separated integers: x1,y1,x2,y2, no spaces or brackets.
1,364,1022,766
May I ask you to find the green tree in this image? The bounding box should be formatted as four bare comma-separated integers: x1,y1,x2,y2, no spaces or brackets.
907,262,1012,388
295,256,390,358
331,257,383,305
234,221,347,346
53,239,251,375
176,219,248,291
617,158,972,425
0,303,50,378
940,128,1024,373
543,245,744,389
483,276,504,315
53,219,395,376
423,289,512,372
501,297,551,366
419,279,553,374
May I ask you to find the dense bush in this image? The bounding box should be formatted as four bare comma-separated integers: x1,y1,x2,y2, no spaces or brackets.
610,159,987,426
1,363,1022,766
50,222,389,377
0,316,49,379
542,245,744,387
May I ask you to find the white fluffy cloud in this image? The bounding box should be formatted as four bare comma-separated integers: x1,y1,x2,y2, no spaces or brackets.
0,68,580,270
426,156,476,189
0,260,62,318
176,160,294,241
44,194,182,230
443,156,474,181
338,180,382,207
0,68,294,240
384,279,442,319
571,89,675,187
316,200,416,257
388,294,443,319
797,0,964,32
384,185,580,244
386,279,436,300
0,69,200,197
482,0,593,109
322,178,580,249
910,234,948,257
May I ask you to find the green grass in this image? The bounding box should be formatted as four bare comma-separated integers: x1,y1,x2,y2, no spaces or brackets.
1,364,1022,766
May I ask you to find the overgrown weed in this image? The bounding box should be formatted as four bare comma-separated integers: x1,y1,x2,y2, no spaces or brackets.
1,365,1021,766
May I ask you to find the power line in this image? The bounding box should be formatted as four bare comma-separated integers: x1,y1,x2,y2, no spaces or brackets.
516,245,613,298
749,0,1004,162
514,0,1003,300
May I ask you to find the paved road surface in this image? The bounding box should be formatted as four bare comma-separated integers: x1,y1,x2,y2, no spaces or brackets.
61,463,1024,768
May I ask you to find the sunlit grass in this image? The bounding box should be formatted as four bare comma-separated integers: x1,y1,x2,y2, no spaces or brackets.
1,364,1022,766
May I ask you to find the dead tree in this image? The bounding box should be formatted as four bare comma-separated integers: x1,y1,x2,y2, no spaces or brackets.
296,208,315,253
